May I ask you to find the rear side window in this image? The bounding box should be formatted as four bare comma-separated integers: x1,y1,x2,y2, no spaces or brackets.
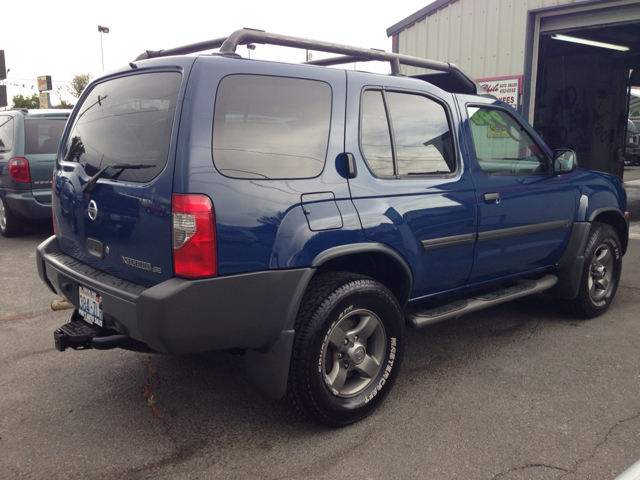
62,72,181,182
25,119,67,154
0,116,14,151
360,89,456,177
213,75,332,179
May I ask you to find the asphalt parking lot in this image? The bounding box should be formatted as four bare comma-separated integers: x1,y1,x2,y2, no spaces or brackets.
1,167,640,480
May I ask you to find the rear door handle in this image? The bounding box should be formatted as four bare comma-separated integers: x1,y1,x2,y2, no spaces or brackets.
483,192,501,203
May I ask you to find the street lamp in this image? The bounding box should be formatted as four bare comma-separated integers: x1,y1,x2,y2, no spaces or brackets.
98,25,110,71
247,44,256,59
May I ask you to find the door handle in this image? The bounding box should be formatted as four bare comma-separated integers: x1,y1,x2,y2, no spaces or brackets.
483,192,501,203
344,153,357,179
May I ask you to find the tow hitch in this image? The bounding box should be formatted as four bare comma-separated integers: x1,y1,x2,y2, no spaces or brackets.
54,310,133,352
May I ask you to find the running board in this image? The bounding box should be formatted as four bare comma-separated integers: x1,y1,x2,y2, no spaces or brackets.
407,274,558,328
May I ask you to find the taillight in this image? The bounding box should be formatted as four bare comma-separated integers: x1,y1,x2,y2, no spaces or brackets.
8,158,30,183
52,172,57,234
172,194,217,278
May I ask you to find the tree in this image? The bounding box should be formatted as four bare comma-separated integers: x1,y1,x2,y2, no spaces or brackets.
12,94,40,109
53,99,74,109
69,72,93,98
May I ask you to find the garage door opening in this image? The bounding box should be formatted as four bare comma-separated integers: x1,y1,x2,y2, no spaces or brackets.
533,20,640,178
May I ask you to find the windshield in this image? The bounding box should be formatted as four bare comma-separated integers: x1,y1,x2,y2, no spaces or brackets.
62,72,182,183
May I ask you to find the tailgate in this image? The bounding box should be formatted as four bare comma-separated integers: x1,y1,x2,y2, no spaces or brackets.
53,70,184,287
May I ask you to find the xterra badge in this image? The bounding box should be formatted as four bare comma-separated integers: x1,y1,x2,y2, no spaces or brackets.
122,256,162,273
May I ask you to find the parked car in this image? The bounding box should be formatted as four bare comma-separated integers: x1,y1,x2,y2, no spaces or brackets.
0,109,71,237
624,119,640,166
36,29,629,427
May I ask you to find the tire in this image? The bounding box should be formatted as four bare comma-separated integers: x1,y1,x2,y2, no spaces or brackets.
287,272,405,427
558,223,622,318
0,196,24,238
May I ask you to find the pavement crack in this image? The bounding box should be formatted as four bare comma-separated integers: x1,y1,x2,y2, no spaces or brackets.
491,463,570,479
141,356,170,430
558,410,640,478
0,311,52,322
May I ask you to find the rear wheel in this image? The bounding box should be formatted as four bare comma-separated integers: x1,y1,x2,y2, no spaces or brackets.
287,273,404,427
0,196,23,238
558,223,622,318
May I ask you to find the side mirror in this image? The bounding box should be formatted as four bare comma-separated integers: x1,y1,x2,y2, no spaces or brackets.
553,149,577,174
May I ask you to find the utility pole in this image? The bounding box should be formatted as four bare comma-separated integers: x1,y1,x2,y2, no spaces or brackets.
98,26,110,71
0,51,7,108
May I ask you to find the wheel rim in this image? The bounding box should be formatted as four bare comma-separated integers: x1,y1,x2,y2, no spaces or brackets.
0,197,6,232
588,243,614,302
320,308,386,398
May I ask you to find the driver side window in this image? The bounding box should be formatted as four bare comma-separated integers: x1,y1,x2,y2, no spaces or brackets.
467,106,549,176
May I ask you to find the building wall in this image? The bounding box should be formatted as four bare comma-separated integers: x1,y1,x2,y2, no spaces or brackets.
396,0,587,78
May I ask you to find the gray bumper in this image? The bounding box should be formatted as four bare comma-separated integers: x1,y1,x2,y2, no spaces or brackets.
3,188,52,220
36,235,312,355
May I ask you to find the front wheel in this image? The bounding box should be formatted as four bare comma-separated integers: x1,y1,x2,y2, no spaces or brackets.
558,223,622,318
287,273,404,427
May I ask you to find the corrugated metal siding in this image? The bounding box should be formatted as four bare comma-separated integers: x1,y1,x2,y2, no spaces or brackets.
397,0,589,78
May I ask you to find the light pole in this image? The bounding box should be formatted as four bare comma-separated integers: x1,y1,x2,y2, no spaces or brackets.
98,25,110,71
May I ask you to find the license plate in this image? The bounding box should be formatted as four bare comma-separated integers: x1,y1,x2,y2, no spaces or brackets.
78,285,103,327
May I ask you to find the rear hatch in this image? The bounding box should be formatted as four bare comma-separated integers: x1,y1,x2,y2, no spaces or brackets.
53,69,185,287
24,113,70,203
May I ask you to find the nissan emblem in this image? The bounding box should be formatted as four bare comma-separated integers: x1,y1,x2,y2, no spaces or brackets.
88,200,98,221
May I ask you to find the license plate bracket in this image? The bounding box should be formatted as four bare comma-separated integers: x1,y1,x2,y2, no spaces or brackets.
78,285,104,327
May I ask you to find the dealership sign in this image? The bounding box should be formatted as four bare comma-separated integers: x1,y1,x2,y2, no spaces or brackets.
476,75,522,110
37,75,52,92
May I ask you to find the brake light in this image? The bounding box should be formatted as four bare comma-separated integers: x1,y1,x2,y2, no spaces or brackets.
52,173,57,234
172,194,217,278
8,158,30,183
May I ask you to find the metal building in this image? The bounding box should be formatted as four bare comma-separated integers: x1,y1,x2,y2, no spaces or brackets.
387,0,640,176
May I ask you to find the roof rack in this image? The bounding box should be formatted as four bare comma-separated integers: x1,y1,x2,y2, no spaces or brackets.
135,28,490,97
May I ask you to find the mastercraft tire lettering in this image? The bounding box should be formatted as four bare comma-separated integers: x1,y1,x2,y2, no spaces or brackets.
287,273,405,426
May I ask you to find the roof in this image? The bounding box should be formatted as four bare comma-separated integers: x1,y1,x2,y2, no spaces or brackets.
385,0,623,37
386,0,457,37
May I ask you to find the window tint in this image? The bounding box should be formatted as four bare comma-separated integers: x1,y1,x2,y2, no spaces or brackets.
62,72,181,182
360,90,455,178
0,116,14,151
213,75,332,179
361,91,394,176
467,106,549,176
25,119,67,154
386,92,455,175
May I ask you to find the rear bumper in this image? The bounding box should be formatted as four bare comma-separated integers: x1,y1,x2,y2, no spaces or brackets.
2,188,52,220
37,235,312,355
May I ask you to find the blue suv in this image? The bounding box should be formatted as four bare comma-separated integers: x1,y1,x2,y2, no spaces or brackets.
37,29,629,426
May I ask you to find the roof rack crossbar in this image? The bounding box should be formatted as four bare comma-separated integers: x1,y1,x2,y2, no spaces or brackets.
134,28,487,95
135,36,229,61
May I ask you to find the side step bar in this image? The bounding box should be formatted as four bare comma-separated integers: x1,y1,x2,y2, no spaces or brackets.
407,274,558,328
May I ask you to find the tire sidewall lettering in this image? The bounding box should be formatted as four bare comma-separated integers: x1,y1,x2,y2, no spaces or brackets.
364,337,396,404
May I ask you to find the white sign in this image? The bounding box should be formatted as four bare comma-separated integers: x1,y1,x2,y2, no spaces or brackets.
477,77,520,110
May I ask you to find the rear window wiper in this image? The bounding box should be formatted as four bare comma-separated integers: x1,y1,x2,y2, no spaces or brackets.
82,163,156,193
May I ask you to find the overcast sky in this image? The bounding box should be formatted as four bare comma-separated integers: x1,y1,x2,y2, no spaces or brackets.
1,0,432,106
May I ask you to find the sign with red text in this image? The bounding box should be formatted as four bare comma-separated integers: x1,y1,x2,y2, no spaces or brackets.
37,75,52,92
476,76,522,111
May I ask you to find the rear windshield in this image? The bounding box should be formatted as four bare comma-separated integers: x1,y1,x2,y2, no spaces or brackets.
62,72,181,183
25,118,67,154
0,116,14,151
213,74,332,179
